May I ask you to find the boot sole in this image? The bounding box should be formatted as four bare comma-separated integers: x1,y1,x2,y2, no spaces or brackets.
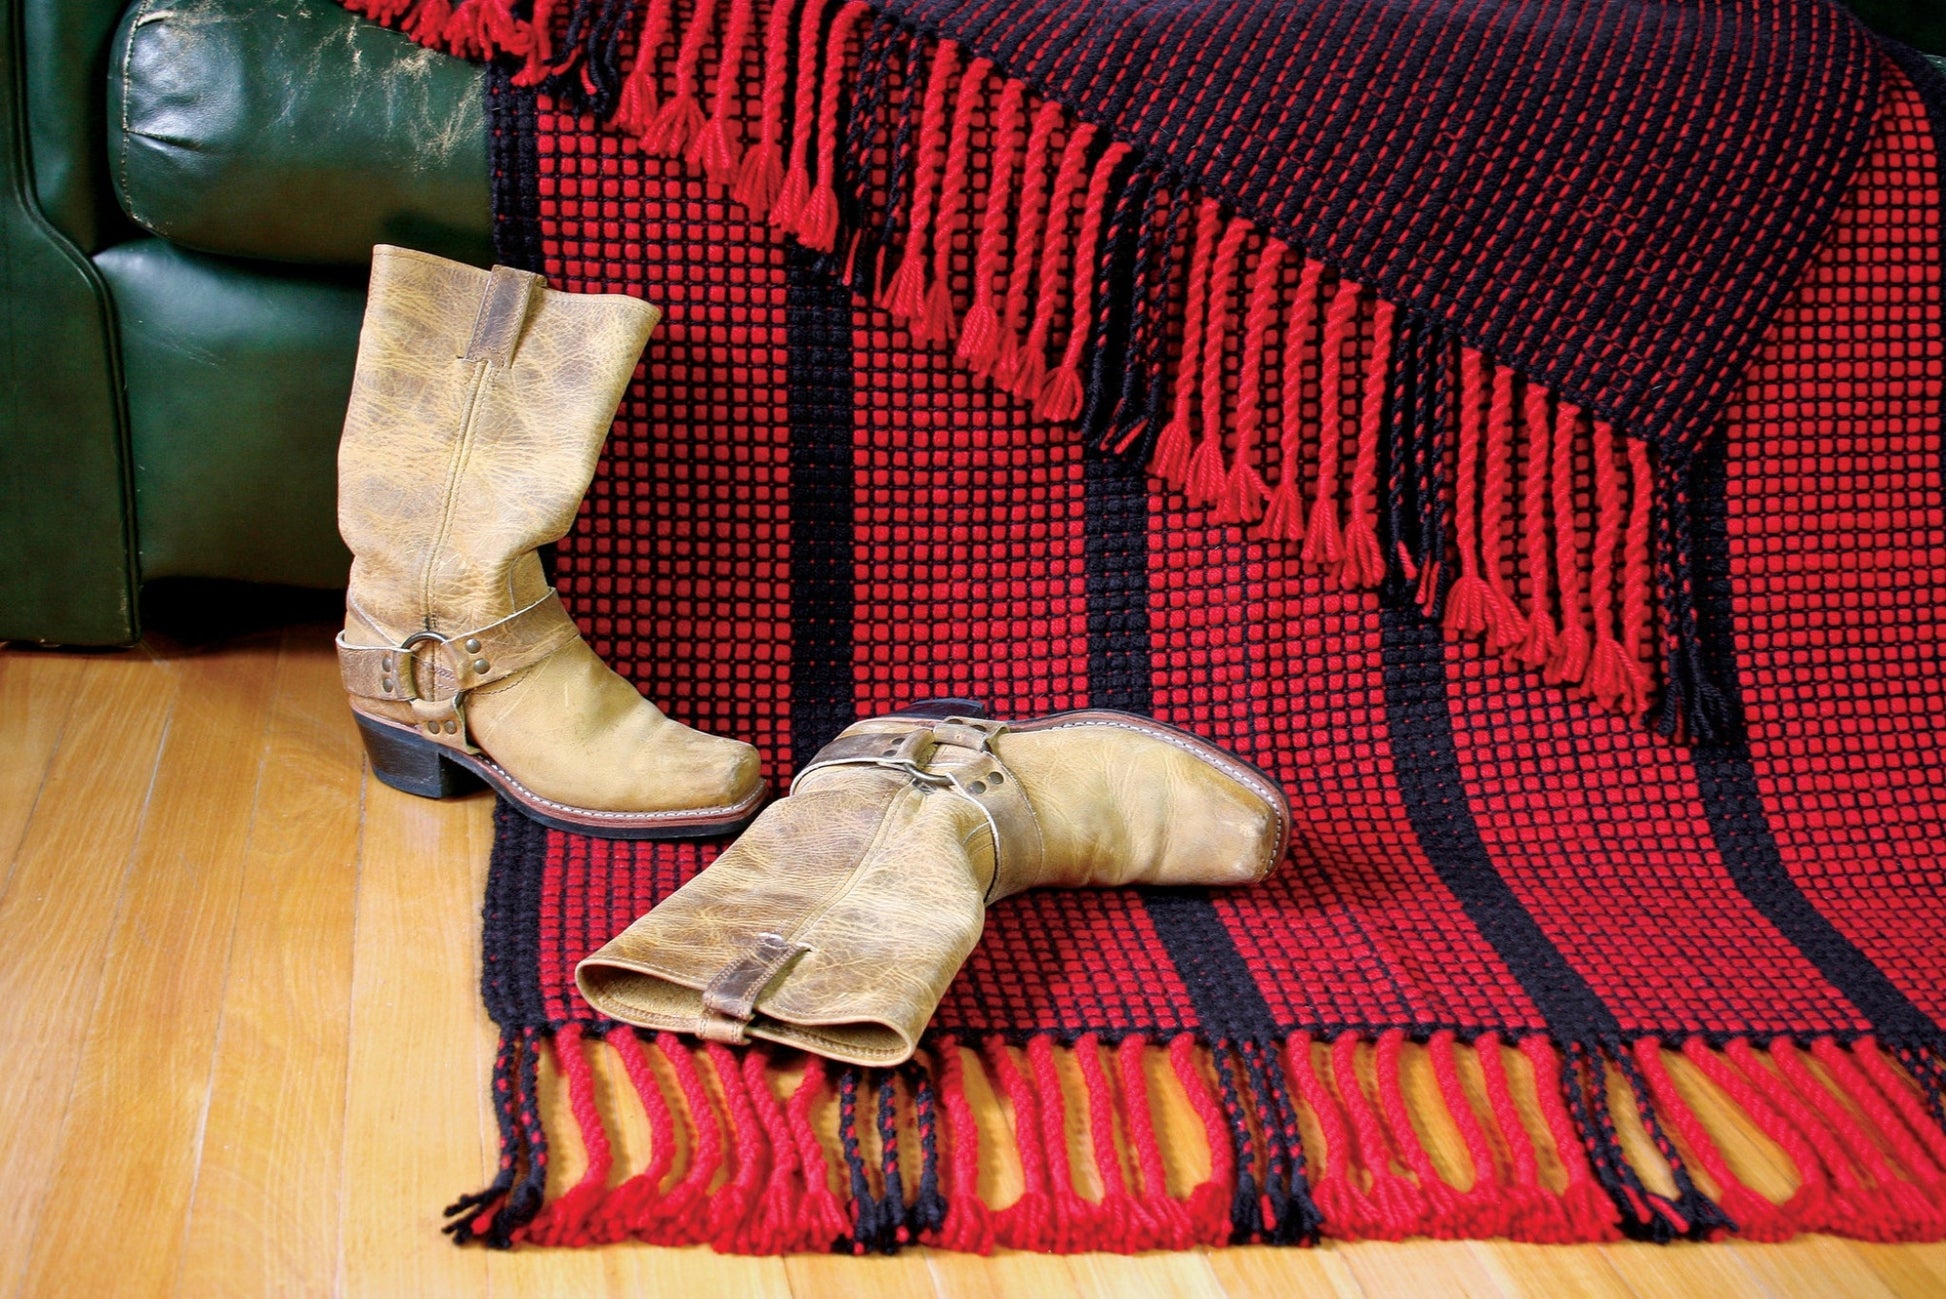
893,700,1294,875
353,713,768,840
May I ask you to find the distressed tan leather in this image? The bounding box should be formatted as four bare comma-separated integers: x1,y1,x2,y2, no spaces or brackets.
576,709,1289,1064
338,245,762,817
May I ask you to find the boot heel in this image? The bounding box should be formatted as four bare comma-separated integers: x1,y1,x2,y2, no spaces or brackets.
354,715,485,799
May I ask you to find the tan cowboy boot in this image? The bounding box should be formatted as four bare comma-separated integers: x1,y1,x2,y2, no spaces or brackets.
335,245,765,838
576,704,1288,1063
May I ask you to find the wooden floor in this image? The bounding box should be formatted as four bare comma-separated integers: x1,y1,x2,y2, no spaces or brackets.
2,621,1943,1299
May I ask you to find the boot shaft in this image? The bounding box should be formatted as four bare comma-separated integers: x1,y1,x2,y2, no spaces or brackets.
338,246,660,636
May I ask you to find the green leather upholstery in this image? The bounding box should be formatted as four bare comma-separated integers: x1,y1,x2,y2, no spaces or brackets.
1,0,138,645
1,0,492,644
98,240,363,587
111,0,489,267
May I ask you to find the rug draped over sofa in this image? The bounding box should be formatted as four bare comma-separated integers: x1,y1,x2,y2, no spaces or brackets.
343,0,1946,1252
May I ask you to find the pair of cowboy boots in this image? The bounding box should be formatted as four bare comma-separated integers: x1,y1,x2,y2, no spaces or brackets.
337,246,1289,1065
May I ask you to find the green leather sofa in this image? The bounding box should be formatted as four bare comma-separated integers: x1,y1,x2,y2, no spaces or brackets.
1,0,1939,646
0,0,488,644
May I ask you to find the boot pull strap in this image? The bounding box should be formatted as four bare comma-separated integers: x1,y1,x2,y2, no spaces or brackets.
693,932,810,1043
463,265,544,368
335,589,581,749
799,717,1047,900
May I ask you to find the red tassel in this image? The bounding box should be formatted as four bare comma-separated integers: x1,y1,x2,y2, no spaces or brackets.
734,0,803,214
1266,258,1320,544
1027,1036,1094,1251
957,82,1026,373
1546,401,1592,686
447,0,536,61
1683,1038,1837,1233
700,1042,772,1249
933,1038,996,1253
925,58,992,343
1020,124,1097,414
695,0,756,181
1168,1035,1236,1246
1041,142,1130,422
992,103,1066,395
1516,382,1559,668
1340,296,1392,583
1153,199,1222,488
510,0,564,85
1119,1037,1195,1249
1375,1030,1467,1232
1850,1038,1946,1178
1075,1034,1147,1252
1475,1033,1572,1241
1219,238,1284,526
1444,346,1494,638
1480,363,1527,653
599,1030,678,1235
1302,277,1360,558
1333,1032,1427,1237
403,0,454,47
521,1025,613,1245
1284,1035,1373,1236
795,2,867,252
984,1036,1053,1250
1773,1040,1944,1237
613,0,673,135
771,0,832,233
1187,217,1250,508
1584,417,1632,709
647,0,718,155
887,43,963,332
1428,1032,1511,1236
1620,436,1655,711
1725,1039,1873,1230
1518,1037,1622,1239
651,1033,729,1242
736,1051,804,1252
1630,1039,1790,1239
788,1056,852,1249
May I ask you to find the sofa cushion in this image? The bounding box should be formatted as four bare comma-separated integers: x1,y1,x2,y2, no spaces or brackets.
97,239,361,587
109,0,490,267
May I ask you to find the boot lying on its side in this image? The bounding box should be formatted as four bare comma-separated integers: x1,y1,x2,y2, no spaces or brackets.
576,705,1289,1064
335,245,766,838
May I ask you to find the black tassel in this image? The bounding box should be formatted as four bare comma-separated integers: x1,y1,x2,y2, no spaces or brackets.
441,1030,523,1243
1211,1046,1267,1243
1105,181,1182,462
865,29,926,300
1078,161,1150,442
826,13,897,283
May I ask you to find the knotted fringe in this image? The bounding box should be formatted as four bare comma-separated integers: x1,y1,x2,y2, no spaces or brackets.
443,1026,1946,1252
351,0,1732,739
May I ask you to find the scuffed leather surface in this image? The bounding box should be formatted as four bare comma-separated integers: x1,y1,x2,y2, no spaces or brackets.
98,238,364,588
578,711,1288,1064
110,0,489,266
339,246,763,815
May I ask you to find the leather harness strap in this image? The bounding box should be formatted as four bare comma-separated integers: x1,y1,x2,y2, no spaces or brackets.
335,589,580,748
799,716,1048,903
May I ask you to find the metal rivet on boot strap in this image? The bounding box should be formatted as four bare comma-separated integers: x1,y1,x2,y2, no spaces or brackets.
445,720,458,734
967,780,987,794
382,655,394,671
382,678,395,693
987,770,1005,785
425,722,440,734
473,659,490,674
465,638,482,653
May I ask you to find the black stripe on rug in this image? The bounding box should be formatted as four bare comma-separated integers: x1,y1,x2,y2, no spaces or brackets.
1685,426,1943,1051
787,247,861,775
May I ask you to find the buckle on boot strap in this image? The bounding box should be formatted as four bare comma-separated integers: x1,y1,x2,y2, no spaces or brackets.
799,717,1046,900
335,589,580,748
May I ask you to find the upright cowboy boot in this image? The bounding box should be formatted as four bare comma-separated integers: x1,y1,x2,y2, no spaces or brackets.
576,706,1288,1063
335,245,765,838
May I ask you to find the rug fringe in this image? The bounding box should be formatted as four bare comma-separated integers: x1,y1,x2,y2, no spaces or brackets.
436,1027,1946,1251
339,0,1741,740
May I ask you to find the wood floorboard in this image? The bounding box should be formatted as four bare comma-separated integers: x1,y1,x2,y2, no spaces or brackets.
17,635,281,1299
2,635,1942,1299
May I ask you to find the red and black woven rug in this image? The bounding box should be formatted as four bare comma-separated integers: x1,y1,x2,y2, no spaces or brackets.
348,0,1946,1253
